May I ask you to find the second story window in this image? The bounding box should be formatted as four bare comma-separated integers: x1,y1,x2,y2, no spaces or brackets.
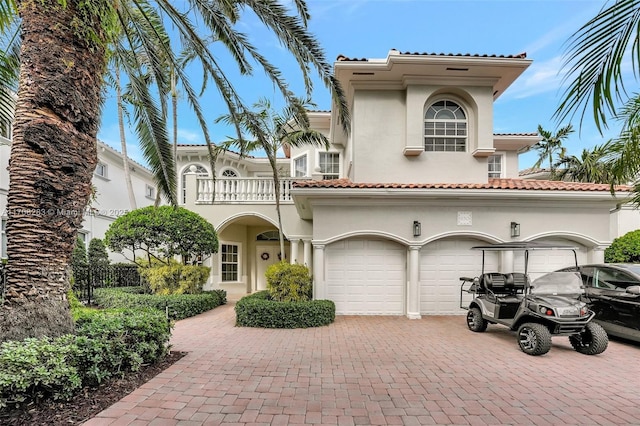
182,164,208,204
0,121,10,139
145,184,155,199
319,152,339,179
221,169,238,177
95,162,107,178
424,100,467,152
488,154,503,178
293,155,307,177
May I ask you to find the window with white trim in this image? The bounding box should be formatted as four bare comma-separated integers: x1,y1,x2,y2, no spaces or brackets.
488,154,503,178
424,100,467,152
221,169,238,177
293,155,307,177
319,152,339,179
95,162,107,178
145,184,155,199
221,243,240,282
181,164,208,204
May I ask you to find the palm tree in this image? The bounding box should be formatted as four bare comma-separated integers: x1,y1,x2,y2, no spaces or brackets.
552,141,614,183
0,0,350,341
216,97,329,257
532,124,574,173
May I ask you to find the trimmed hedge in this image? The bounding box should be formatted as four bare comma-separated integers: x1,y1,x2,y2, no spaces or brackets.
93,287,226,320
0,308,170,409
235,291,335,328
605,229,640,263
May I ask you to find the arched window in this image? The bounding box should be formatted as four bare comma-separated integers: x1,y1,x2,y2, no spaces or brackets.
182,164,208,204
424,100,467,152
221,169,238,177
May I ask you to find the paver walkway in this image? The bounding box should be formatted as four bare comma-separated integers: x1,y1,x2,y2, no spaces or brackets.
84,301,640,425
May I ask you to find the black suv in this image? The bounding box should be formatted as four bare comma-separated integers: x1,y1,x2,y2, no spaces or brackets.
557,264,640,343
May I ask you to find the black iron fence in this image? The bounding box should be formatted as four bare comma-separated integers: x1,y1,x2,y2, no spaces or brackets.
72,264,142,304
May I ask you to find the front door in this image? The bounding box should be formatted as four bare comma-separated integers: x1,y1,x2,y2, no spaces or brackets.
256,245,282,291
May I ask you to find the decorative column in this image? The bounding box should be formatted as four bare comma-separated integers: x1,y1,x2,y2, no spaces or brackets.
407,246,421,319
589,246,607,264
313,244,325,300
290,239,299,264
303,240,312,269
501,250,514,273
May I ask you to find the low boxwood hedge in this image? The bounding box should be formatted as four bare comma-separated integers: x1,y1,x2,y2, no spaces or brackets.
235,291,335,328
0,308,170,409
93,287,226,320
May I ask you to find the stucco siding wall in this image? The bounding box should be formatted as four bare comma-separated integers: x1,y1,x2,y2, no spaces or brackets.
309,199,612,246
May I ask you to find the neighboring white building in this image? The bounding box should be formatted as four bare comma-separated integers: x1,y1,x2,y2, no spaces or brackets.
81,142,159,261
177,49,631,317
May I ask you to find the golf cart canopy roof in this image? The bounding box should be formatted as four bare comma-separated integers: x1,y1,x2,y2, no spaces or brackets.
471,242,578,251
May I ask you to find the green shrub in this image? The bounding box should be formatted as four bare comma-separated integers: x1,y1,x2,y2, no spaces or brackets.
139,260,210,295
93,287,225,320
71,309,171,385
235,291,335,328
0,308,171,409
265,261,313,302
605,229,640,262
0,337,81,408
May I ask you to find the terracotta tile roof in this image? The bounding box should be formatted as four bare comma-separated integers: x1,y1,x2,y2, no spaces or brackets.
519,167,549,176
494,132,538,137
294,178,630,192
336,50,528,62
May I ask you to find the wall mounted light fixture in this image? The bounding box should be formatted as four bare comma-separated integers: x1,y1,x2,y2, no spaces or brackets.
510,221,521,238
413,220,421,237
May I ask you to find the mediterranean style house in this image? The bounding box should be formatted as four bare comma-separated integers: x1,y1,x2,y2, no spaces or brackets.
177,49,631,318
0,122,158,262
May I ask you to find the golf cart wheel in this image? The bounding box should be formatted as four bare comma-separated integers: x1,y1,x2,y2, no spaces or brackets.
569,322,608,355
517,323,552,356
466,307,487,332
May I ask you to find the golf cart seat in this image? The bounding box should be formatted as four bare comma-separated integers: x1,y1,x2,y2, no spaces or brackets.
479,273,507,297
504,272,527,294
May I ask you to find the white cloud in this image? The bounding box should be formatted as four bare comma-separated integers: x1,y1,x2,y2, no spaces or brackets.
177,128,202,144
502,55,566,101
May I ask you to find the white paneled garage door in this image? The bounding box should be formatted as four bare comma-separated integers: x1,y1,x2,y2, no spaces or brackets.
514,239,588,281
325,239,405,315
420,239,499,315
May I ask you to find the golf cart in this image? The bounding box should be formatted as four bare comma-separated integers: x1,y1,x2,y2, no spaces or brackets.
459,242,608,356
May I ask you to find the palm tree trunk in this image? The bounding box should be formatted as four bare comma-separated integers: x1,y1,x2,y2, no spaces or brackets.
1,0,108,342
267,151,286,258
171,69,178,174
116,67,137,210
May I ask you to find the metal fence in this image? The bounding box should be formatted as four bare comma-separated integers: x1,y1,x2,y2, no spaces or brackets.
72,264,142,305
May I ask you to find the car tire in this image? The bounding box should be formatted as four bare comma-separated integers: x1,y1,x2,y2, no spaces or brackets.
467,307,487,332
569,322,608,355
517,323,552,356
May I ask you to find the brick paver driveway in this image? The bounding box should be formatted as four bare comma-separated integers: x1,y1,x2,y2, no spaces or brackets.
85,301,640,425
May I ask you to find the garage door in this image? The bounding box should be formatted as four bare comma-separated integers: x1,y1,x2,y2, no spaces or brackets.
325,239,405,315
420,239,499,315
514,238,588,281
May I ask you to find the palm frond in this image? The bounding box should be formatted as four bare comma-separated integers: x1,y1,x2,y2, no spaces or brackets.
555,0,640,132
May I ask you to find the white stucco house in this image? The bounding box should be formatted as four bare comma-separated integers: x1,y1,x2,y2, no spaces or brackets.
177,49,631,318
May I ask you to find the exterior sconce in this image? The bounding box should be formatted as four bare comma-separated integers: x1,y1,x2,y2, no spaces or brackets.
413,220,421,237
510,221,520,238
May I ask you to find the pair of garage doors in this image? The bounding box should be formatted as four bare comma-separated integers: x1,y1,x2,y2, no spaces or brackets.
325,238,586,315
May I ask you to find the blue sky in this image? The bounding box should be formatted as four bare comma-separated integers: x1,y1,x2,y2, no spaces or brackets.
97,0,625,171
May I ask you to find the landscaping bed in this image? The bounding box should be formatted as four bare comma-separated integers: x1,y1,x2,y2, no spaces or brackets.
0,350,186,425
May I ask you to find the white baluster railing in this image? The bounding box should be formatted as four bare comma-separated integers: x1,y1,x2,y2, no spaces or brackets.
196,177,305,204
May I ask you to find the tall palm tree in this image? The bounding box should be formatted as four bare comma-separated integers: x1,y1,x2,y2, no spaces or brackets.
216,97,329,257
0,0,350,341
552,140,614,183
532,124,574,173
